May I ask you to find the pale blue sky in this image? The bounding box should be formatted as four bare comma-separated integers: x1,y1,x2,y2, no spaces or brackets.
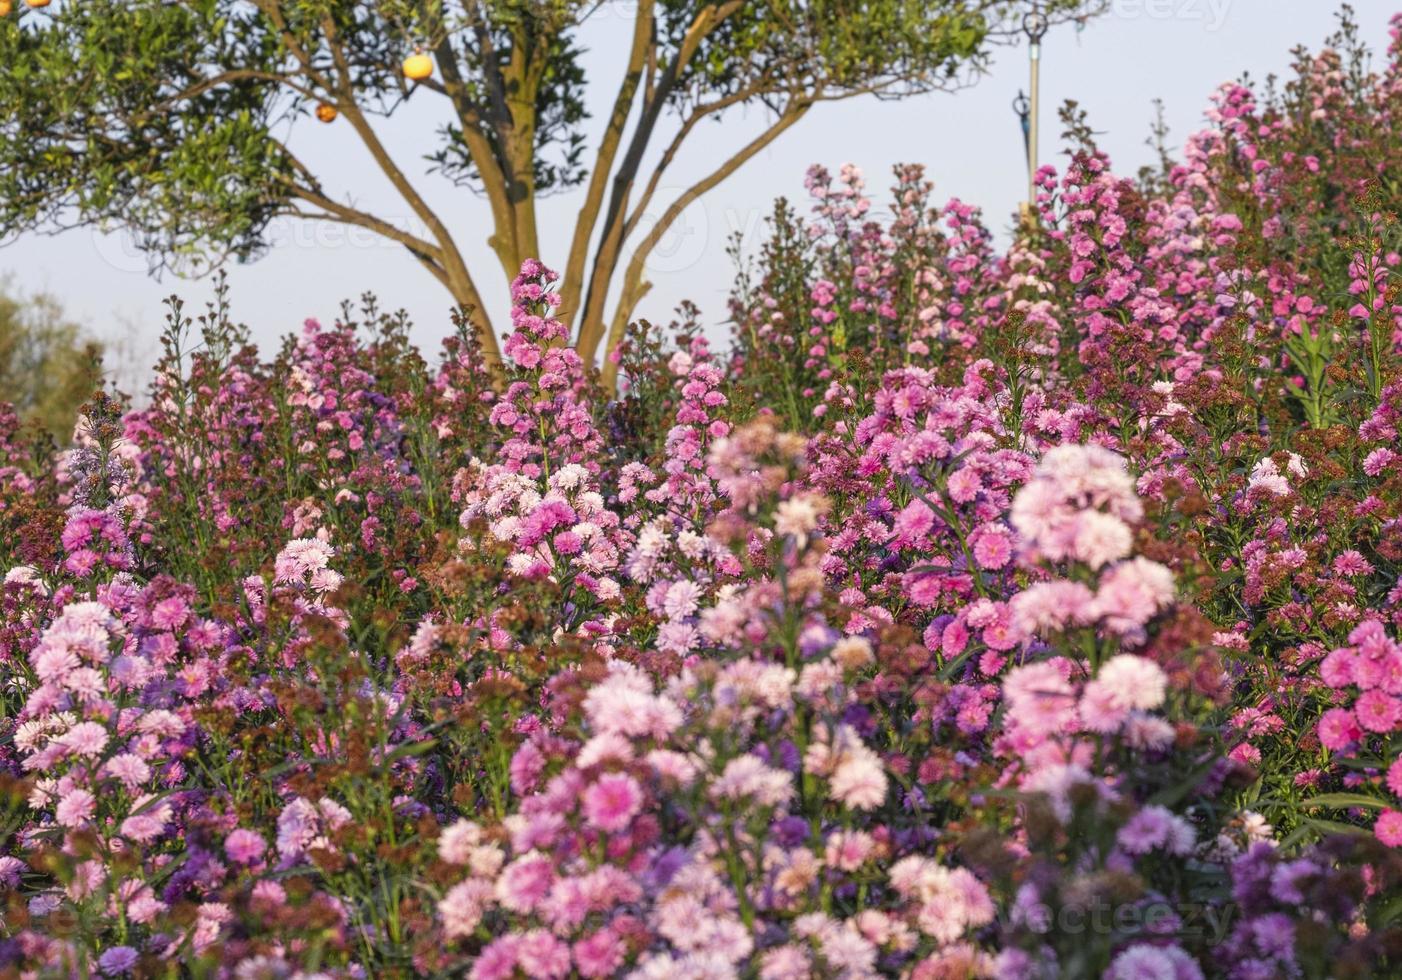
4,0,1396,374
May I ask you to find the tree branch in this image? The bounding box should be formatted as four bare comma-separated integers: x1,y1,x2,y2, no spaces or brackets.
575,1,742,353
558,0,655,328
315,9,500,363
594,101,812,386
427,0,521,275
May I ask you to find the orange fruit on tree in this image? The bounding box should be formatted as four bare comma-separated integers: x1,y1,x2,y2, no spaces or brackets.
403,52,433,82
24,0,50,8
0,1,12,14
315,103,338,123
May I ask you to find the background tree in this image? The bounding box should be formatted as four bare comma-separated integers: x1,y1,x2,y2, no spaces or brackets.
0,0,1101,381
0,280,103,442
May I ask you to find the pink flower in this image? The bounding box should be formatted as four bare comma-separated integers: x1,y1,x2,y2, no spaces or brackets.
946,467,983,503
1079,681,1130,733
980,605,1023,652
1009,580,1096,635
574,927,626,978
225,829,268,865
1095,655,1167,712
1094,558,1176,634
1317,708,1362,750
440,879,494,939
1375,809,1402,847
829,748,888,811
892,499,935,546
438,819,483,865
59,721,109,758
1364,448,1396,476
1003,661,1077,737
941,619,969,655
1355,690,1401,733
972,528,1013,569
496,852,556,913
510,741,547,795
55,789,96,828
552,531,582,556
761,946,812,980
1319,647,1356,689
471,936,522,980
581,773,643,833
1065,511,1134,569
516,930,571,979
1333,551,1374,577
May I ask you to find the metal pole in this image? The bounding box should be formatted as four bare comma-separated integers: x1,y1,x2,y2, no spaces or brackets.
1028,38,1040,212
1021,4,1047,224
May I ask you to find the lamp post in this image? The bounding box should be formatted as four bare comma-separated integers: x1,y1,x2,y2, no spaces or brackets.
1012,89,1031,165
1021,3,1049,221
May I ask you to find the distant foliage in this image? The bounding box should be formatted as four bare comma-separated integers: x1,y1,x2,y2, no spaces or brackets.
0,282,102,443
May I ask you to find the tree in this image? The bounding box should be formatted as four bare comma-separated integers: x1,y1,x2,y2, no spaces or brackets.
0,281,103,442
0,0,1099,381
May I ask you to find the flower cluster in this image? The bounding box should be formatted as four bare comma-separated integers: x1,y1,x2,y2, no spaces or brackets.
2,12,1402,977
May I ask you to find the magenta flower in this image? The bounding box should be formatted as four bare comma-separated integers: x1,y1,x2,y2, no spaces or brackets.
1375,809,1402,847
1317,708,1362,751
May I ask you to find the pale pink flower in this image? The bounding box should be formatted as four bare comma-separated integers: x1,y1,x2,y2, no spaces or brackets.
824,830,876,871
1094,557,1177,634
1247,457,1291,497
1009,580,1096,635
102,753,150,790
440,879,494,939
1079,680,1130,733
1064,510,1133,569
1095,655,1168,712
830,755,887,811
58,721,108,758
713,754,795,808
1003,660,1078,736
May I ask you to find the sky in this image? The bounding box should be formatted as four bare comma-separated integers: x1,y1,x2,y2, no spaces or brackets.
3,0,1398,381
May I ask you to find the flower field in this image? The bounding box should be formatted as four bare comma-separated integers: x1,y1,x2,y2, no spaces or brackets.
6,13,1402,980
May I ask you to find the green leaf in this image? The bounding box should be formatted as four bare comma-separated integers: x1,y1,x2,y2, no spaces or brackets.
1305,792,1388,811
1301,816,1374,838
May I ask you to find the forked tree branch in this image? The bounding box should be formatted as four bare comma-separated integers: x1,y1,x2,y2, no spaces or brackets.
594,102,812,389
